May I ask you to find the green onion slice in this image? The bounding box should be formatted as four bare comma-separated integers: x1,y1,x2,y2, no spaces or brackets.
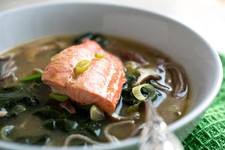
90,105,105,121
1,125,15,141
13,105,26,115
132,83,156,101
74,60,90,76
95,53,104,58
49,93,69,102
20,73,42,82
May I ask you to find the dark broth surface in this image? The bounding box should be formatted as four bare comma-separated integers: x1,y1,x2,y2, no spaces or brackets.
0,34,190,146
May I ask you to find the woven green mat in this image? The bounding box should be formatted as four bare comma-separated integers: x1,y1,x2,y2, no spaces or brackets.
182,54,225,150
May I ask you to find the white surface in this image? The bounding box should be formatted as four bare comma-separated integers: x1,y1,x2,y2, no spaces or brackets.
0,1,223,149
0,0,225,53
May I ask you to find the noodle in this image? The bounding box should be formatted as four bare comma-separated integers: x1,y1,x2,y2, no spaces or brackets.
163,63,188,99
104,120,135,142
63,134,100,146
0,54,17,81
150,80,172,92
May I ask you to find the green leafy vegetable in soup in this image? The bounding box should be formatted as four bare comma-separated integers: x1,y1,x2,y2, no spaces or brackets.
0,33,190,147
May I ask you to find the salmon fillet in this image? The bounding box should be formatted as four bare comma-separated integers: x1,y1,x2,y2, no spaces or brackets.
42,40,126,114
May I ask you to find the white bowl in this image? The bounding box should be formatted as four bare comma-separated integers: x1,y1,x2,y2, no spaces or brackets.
0,1,222,150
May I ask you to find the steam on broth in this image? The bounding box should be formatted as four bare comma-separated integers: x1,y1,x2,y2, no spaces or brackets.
0,33,190,146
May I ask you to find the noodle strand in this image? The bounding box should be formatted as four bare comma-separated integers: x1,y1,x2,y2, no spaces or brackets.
104,120,135,142
63,134,100,146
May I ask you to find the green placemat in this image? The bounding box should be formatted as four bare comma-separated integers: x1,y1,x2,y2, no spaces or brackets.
182,54,225,150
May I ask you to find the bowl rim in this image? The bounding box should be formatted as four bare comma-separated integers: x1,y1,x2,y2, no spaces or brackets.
0,0,223,149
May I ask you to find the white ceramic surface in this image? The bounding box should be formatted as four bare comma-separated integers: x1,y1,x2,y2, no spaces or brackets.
0,1,223,150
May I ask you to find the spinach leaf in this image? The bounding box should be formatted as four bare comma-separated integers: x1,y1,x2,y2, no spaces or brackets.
56,118,78,133
121,88,138,105
0,85,39,116
127,101,142,113
125,74,139,88
74,32,109,48
83,121,104,137
33,108,62,120
76,119,106,137
44,118,78,133
44,119,57,130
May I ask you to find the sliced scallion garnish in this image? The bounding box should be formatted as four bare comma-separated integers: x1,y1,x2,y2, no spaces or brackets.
20,73,42,82
74,60,90,76
13,105,26,115
90,105,105,121
49,93,69,102
1,125,15,141
132,83,156,101
95,53,104,58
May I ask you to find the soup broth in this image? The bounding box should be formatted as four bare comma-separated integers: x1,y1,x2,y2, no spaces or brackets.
0,33,190,146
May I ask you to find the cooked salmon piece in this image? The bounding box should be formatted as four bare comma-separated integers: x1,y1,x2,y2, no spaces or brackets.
42,40,126,114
